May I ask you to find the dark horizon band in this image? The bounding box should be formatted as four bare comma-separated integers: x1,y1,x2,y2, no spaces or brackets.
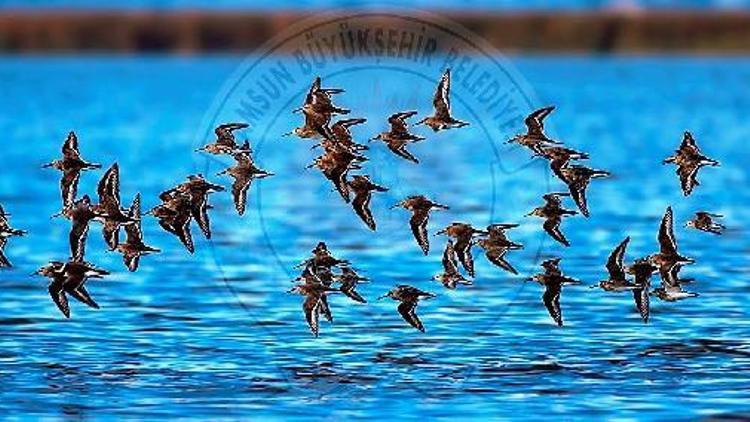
2,10,750,53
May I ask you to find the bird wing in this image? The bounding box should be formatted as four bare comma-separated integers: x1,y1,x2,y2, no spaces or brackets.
341,282,367,303
454,237,475,277
124,194,143,244
677,163,699,196
102,220,121,251
410,209,431,255
633,287,650,323
172,213,195,253
0,240,10,268
124,252,140,272
65,283,100,309
303,295,321,337
397,300,425,332
543,217,570,247
606,237,630,281
351,191,376,230
485,247,518,275
318,294,333,322
525,106,554,137
49,279,70,318
433,69,451,119
62,131,81,160
231,174,252,216
69,218,90,262
441,240,460,274
387,143,419,164
542,282,563,326
658,206,678,256
60,169,81,210
566,178,591,217
191,195,212,240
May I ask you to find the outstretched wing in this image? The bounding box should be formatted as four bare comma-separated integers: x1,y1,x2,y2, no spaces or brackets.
49,281,70,318
231,174,251,216
633,287,650,323
525,106,554,138
543,217,570,247
62,131,81,160
433,69,451,119
485,247,518,275
454,238,475,277
303,295,321,337
66,284,100,309
387,143,419,164
441,240,460,274
606,237,630,281
351,191,376,231
658,206,678,256
397,300,425,332
542,282,563,326
60,169,81,210
410,209,431,255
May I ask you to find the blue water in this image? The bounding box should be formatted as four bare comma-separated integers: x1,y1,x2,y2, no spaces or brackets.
2,0,749,10
1,55,749,419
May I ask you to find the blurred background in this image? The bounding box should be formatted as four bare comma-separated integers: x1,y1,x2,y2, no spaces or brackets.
2,1,750,420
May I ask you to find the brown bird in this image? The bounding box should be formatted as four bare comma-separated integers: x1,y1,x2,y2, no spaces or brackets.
35,260,109,318
93,163,136,250
43,131,102,209
217,142,274,216
528,258,581,327
435,222,484,277
308,143,364,203
334,267,369,303
372,111,425,163
330,117,369,152
348,175,388,230
418,69,469,132
379,285,436,332
535,145,589,181
148,192,195,253
627,257,658,323
54,195,101,262
116,194,160,272
595,237,638,292
526,192,578,247
289,281,339,337
297,241,351,271
476,223,523,275
664,131,719,196
559,165,610,217
507,106,561,153
0,204,26,268
296,76,349,116
686,211,725,235
652,278,699,302
163,175,224,240
433,240,472,289
196,122,250,155
391,195,449,255
652,206,695,289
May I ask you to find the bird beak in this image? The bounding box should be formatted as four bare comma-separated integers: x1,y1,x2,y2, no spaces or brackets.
41,163,54,168
50,212,62,219
377,294,388,300
389,203,402,210
589,284,599,289
282,132,293,138
292,107,302,114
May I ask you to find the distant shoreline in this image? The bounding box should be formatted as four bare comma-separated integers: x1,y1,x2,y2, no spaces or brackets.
2,10,750,53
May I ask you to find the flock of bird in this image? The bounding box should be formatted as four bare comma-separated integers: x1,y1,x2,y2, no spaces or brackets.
0,68,723,335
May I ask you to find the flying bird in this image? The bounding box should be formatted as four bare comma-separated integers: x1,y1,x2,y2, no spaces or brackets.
391,195,449,254
334,267,368,303
433,240,471,289
93,163,136,250
663,131,719,196
435,222,484,277
371,111,425,163
526,192,578,247
559,165,610,217
196,122,250,155
475,223,523,275
379,285,436,332
163,175,224,240
217,142,274,216
536,145,589,181
418,69,469,132
43,131,102,210
0,204,26,268
289,281,339,337
35,260,109,318
507,106,561,153
686,212,725,235
149,192,195,253
627,257,658,323
652,206,695,290
348,175,388,230
528,258,581,327
116,194,160,272
595,237,638,292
